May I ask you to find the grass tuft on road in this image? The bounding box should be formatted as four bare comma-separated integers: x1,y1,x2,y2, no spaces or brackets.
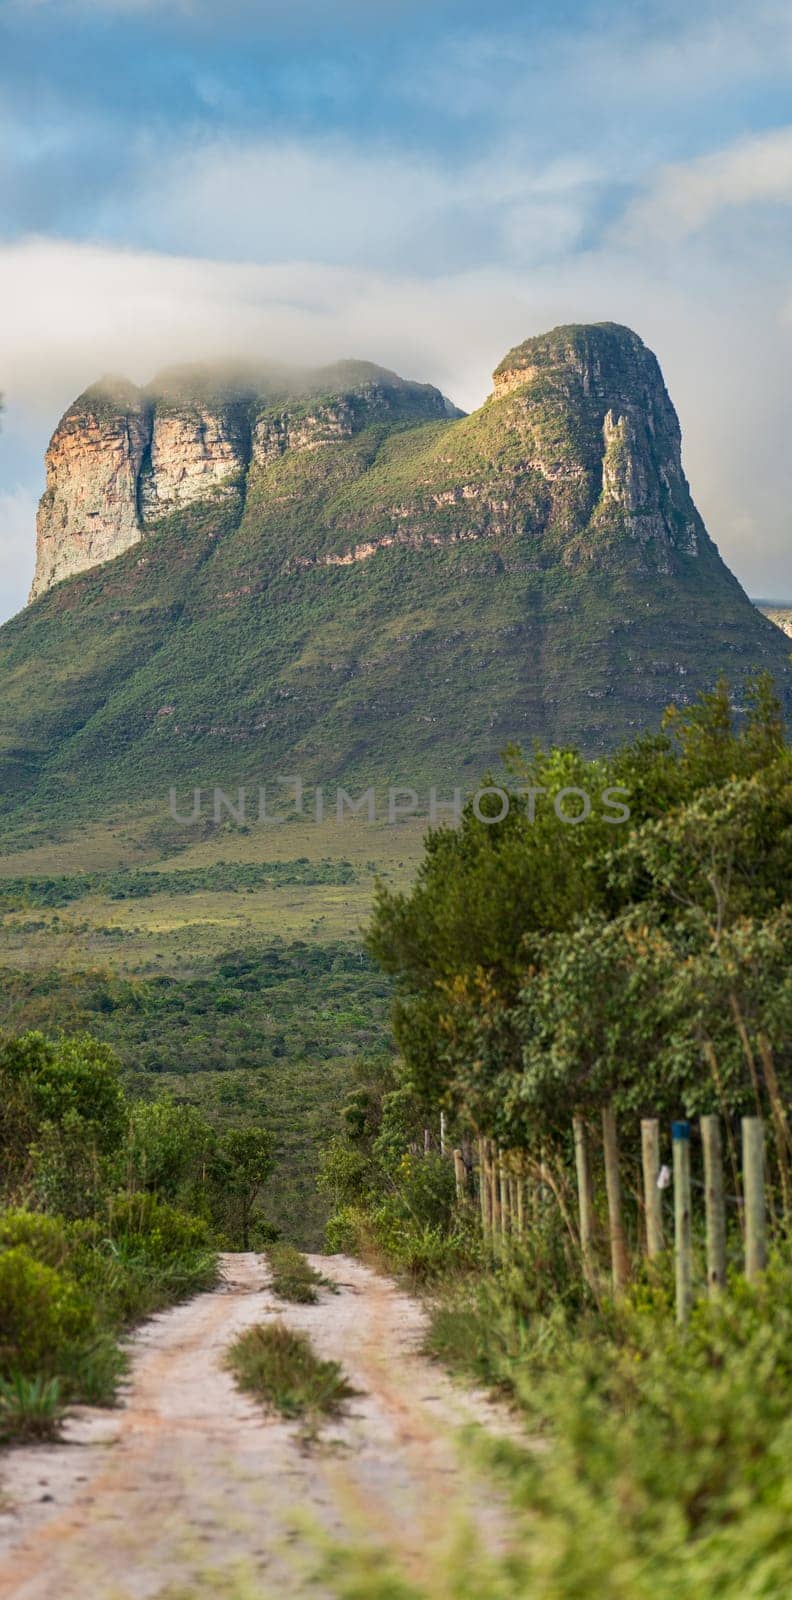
225,1321,356,1419
266,1243,334,1303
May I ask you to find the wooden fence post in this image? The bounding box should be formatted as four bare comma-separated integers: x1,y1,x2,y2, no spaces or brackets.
743,1117,767,1280
453,1147,467,1204
498,1148,511,1237
488,1140,502,1238
440,1111,447,1155
477,1139,490,1237
602,1103,629,1294
573,1115,597,1291
640,1118,664,1260
515,1158,525,1239
673,1120,692,1325
756,1035,792,1224
701,1114,726,1294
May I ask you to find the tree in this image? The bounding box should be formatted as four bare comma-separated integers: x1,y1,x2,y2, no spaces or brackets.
212,1126,274,1249
366,680,791,1146
0,1031,126,1202
121,1097,217,1211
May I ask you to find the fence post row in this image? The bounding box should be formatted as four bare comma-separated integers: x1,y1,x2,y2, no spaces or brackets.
462,1109,776,1311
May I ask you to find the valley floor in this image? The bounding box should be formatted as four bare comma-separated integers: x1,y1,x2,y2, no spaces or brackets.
0,1254,518,1599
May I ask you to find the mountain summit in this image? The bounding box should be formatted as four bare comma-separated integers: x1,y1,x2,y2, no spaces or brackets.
2,323,788,835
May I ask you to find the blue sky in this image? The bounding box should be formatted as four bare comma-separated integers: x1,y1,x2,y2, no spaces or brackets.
1,0,792,614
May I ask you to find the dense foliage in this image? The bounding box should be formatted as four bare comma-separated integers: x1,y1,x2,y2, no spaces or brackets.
318,1253,792,1600
368,676,792,1146
0,1027,273,1442
0,941,390,1078
314,681,792,1594
0,939,391,1249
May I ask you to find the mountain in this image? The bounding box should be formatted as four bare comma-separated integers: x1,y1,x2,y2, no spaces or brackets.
2,322,789,841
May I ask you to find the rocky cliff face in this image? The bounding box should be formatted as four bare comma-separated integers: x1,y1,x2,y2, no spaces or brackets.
31,365,455,599
32,381,150,598
32,326,708,601
492,323,701,573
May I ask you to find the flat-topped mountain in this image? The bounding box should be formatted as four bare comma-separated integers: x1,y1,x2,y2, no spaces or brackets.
31,361,459,598
2,322,789,838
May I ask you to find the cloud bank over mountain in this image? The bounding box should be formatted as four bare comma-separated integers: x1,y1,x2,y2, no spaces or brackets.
1,0,791,615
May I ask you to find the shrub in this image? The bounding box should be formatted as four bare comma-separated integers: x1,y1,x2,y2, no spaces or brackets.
0,1246,97,1378
325,1204,368,1256
387,1152,456,1231
413,1248,792,1600
105,1193,214,1262
0,1210,72,1269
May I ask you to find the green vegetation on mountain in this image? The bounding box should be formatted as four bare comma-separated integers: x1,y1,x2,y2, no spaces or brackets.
0,939,391,1247
2,323,788,851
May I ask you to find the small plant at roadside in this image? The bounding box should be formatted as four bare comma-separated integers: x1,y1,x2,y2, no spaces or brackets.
0,1373,63,1442
225,1322,356,1420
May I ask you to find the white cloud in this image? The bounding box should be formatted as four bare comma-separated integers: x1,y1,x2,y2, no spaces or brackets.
402,3,792,139
101,134,595,273
0,485,37,620
623,125,792,240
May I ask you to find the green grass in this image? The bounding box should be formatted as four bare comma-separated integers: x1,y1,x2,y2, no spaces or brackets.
0,1372,63,1442
266,1242,333,1303
224,1321,356,1419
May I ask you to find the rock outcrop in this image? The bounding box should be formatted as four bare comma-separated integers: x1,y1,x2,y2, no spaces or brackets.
491,322,702,572
31,381,150,598
31,364,456,600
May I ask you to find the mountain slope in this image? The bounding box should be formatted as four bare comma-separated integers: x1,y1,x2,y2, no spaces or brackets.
2,323,789,840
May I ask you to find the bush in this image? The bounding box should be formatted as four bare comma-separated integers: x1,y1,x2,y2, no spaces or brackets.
105,1193,214,1262
317,1139,372,1208
324,1204,367,1256
411,1248,792,1600
0,1246,98,1378
0,1210,72,1269
387,1152,456,1231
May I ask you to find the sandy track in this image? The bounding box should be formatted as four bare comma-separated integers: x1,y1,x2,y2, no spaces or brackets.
0,1254,517,1598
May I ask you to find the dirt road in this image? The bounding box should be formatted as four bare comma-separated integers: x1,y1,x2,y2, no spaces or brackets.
0,1254,518,1598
